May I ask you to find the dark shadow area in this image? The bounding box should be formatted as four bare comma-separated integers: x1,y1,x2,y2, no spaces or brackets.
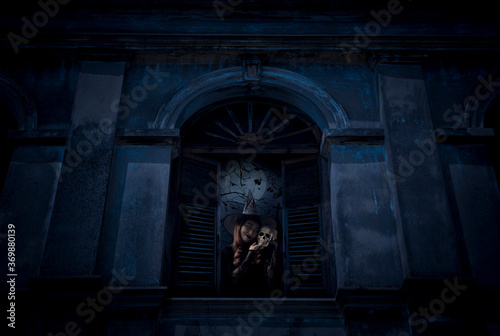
0,99,17,197
484,97,500,192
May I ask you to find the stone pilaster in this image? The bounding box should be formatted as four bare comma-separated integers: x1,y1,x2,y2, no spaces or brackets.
41,61,125,275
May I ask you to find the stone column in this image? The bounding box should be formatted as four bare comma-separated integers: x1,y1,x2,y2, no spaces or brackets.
378,64,461,278
96,145,172,286
0,146,64,287
330,144,403,290
439,144,500,287
41,61,125,275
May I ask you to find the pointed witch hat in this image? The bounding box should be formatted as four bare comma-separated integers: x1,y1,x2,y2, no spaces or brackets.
223,190,276,235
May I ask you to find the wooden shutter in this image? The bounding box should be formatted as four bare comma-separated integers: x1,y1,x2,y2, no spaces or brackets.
175,154,219,289
283,155,326,296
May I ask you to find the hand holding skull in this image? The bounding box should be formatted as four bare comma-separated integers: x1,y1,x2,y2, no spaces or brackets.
249,226,278,251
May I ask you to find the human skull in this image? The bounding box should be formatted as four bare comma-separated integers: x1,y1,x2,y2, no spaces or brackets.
258,226,273,247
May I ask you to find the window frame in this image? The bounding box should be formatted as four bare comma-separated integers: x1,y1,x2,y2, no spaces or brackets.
167,99,334,298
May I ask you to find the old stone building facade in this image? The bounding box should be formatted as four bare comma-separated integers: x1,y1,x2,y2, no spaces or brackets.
1,0,499,335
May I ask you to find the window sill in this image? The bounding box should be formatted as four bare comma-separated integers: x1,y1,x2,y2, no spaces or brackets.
160,297,341,319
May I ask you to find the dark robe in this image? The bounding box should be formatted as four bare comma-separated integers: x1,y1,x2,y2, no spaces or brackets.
221,245,276,297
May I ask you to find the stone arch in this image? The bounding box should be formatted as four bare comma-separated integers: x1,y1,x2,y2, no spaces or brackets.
466,72,500,129
153,66,348,131
0,73,37,130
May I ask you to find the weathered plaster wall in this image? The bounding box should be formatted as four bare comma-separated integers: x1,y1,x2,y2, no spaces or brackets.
97,146,172,286
331,145,402,289
378,63,462,278
115,52,378,130
1,58,79,130
0,146,64,287
423,61,500,129
41,61,126,275
439,144,500,288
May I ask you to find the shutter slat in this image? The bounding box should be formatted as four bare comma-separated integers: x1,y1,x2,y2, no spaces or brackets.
289,252,320,257
286,205,326,293
180,237,215,246
289,243,319,248
179,246,214,254
183,204,217,213
179,265,213,270
180,231,215,240
182,220,216,230
177,202,216,287
184,211,217,220
288,220,321,226
289,235,320,241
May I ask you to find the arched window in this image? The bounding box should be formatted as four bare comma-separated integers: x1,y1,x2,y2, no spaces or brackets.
166,98,332,297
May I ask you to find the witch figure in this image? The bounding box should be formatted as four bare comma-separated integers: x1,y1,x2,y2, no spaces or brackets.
221,190,279,297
